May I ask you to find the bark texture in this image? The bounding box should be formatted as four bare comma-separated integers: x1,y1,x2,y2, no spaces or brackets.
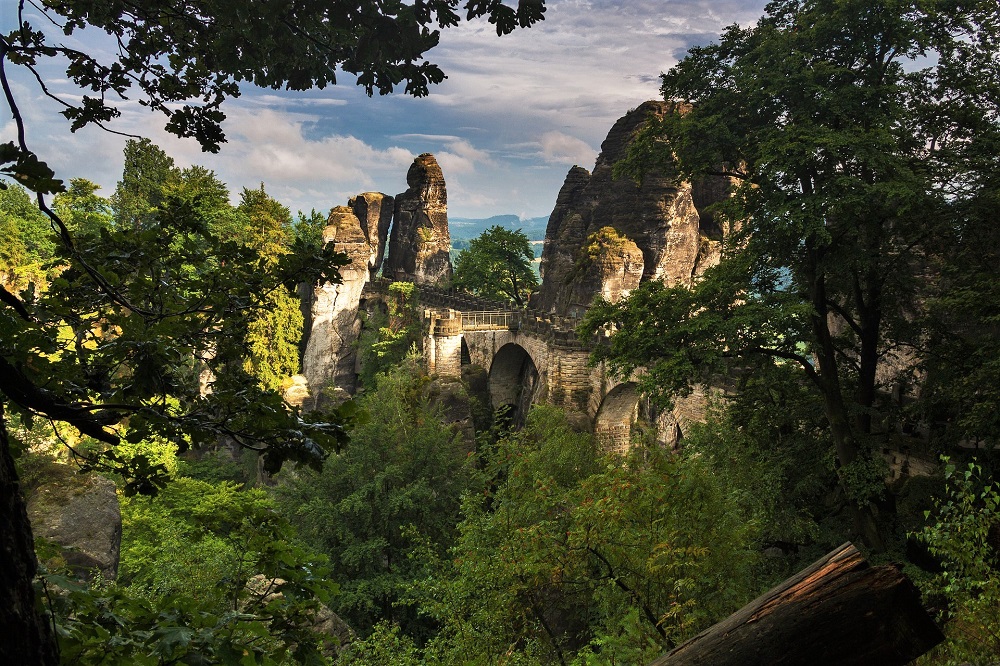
0,403,59,665
650,543,942,666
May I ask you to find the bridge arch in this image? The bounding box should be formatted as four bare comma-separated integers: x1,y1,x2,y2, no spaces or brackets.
460,337,471,366
489,342,540,427
594,382,643,455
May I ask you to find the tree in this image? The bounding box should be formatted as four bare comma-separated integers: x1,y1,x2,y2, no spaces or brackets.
0,183,54,290
585,0,1000,550
411,406,760,665
0,2,546,661
110,139,177,229
52,178,113,239
275,360,474,641
229,185,304,391
916,459,1000,664
0,168,350,664
452,225,538,307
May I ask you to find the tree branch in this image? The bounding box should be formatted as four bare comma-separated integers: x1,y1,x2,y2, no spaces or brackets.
586,545,672,646
0,356,120,445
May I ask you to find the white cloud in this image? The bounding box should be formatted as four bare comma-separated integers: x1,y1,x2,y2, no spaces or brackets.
3,0,770,218
537,131,597,166
436,138,493,175
221,108,414,184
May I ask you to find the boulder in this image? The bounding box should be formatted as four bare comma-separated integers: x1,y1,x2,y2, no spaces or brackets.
385,153,453,285
282,374,311,408
27,464,121,580
245,575,355,660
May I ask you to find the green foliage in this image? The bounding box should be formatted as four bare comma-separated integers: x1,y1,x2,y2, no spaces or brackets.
0,183,57,290
452,225,538,307
917,176,1000,449
121,478,314,605
590,0,1000,549
52,179,113,240
2,1,547,659
358,282,421,389
915,459,1000,665
294,209,329,247
275,361,473,640
177,448,249,485
333,621,422,666
35,471,340,665
232,185,295,264
412,406,759,665
111,139,177,229
0,142,353,490
243,283,305,392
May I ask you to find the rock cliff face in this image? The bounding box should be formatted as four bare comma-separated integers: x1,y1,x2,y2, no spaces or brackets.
302,204,386,404
385,153,453,285
301,153,457,401
349,192,394,280
536,101,729,317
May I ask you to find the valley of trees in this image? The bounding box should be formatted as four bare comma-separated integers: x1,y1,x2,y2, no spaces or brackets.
2,0,1000,664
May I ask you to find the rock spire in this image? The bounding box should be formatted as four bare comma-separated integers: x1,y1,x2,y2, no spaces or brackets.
384,153,453,285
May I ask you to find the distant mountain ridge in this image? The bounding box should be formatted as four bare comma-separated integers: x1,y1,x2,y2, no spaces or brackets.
450,214,548,241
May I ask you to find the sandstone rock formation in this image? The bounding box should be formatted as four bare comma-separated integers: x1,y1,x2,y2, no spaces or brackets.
564,226,645,311
301,204,387,404
385,153,453,285
349,192,394,280
245,574,355,660
536,101,729,317
27,465,121,580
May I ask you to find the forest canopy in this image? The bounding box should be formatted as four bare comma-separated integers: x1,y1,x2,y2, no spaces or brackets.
0,2,547,663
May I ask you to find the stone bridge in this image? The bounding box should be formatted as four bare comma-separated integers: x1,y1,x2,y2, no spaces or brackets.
364,279,707,451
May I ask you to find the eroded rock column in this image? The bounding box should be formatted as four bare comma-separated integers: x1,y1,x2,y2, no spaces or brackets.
385,153,453,285
302,204,386,405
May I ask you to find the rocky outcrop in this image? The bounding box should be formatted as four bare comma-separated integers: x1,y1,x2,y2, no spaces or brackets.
536,101,730,317
27,465,121,580
385,153,453,285
349,192,394,280
564,227,645,310
302,205,386,404
245,574,355,660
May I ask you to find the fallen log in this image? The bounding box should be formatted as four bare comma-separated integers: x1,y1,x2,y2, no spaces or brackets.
650,542,943,666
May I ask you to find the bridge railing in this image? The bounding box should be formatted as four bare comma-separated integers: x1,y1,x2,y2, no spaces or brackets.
462,311,516,331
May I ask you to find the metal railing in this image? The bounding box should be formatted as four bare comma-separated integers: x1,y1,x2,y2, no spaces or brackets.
461,310,516,331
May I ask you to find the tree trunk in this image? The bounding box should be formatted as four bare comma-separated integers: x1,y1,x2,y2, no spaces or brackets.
0,403,59,665
649,543,942,666
808,263,886,550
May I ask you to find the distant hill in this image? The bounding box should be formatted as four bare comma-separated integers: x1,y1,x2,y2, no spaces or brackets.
449,215,548,242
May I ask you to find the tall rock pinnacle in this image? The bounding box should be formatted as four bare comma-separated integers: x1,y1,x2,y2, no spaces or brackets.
301,203,386,404
384,153,453,285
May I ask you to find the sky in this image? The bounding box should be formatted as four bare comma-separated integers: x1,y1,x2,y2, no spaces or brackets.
2,0,767,220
